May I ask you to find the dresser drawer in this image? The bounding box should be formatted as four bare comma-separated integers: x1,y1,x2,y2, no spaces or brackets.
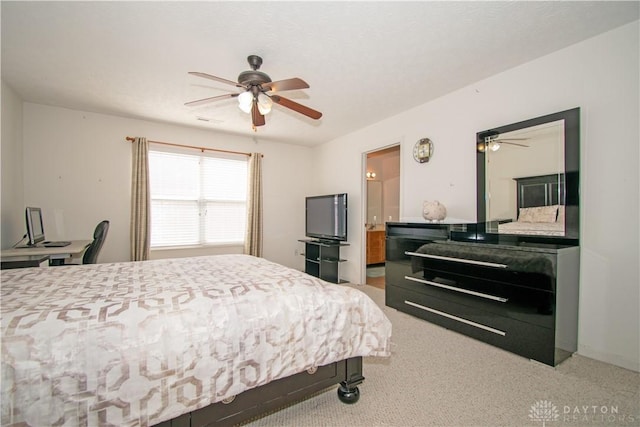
385,285,556,365
408,250,555,292
386,237,442,262
388,261,554,328
388,250,554,292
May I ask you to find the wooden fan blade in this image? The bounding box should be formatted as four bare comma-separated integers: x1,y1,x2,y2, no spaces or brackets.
270,95,322,120
262,77,309,92
184,93,238,107
188,72,244,88
252,100,266,127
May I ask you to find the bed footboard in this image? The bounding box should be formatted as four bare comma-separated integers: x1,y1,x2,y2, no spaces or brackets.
155,356,364,427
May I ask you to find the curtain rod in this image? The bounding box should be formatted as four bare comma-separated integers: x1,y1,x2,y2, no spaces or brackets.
125,137,262,157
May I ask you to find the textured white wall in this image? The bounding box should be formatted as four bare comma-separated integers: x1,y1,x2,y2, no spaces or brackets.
314,21,639,371
1,82,25,249
17,104,313,268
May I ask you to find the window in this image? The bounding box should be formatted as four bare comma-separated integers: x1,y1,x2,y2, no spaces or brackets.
148,149,248,248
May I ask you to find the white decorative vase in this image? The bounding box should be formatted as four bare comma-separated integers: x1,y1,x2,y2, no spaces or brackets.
422,200,447,222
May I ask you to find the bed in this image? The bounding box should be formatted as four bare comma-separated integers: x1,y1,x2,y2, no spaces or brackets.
1,254,392,426
498,173,566,236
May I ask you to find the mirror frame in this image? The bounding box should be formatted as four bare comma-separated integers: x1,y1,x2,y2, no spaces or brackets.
476,107,580,241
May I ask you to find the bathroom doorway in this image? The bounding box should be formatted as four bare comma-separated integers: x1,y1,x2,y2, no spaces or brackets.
364,145,400,289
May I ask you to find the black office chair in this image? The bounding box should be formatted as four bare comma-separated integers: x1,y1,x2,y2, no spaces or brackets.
59,220,109,266
81,220,109,264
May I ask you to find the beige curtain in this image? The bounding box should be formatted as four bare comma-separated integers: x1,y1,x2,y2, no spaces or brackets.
244,153,263,257
130,137,150,261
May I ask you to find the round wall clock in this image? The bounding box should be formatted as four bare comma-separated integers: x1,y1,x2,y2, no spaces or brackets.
413,138,433,163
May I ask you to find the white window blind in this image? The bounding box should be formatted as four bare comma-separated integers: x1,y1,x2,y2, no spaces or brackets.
148,149,248,248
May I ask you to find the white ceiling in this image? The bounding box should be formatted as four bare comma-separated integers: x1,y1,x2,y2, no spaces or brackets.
2,1,638,147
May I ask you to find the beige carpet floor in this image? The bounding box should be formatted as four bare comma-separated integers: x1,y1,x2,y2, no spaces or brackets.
245,283,639,427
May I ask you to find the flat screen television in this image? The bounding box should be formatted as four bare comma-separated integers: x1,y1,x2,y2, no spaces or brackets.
305,193,348,242
25,206,45,246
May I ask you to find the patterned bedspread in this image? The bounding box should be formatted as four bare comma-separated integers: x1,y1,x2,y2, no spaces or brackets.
498,221,564,236
1,254,392,426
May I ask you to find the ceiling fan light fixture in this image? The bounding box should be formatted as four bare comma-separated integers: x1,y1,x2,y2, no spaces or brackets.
257,93,273,115
237,91,253,113
483,135,501,152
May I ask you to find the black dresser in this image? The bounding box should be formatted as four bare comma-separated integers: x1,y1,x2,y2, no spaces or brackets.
385,222,580,366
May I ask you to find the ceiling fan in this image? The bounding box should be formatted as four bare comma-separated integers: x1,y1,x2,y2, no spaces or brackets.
185,55,322,128
480,134,530,152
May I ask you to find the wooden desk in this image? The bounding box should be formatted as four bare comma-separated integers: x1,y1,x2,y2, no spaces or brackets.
1,240,92,264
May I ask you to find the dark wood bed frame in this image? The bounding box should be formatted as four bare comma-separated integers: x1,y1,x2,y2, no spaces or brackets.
155,357,364,427
514,173,565,210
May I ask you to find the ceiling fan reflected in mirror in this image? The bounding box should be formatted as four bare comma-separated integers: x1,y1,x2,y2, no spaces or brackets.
478,134,530,152
185,55,322,129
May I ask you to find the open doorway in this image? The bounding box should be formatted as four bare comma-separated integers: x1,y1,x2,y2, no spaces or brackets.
364,145,400,289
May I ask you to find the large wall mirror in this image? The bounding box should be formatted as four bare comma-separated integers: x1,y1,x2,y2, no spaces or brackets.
476,108,580,240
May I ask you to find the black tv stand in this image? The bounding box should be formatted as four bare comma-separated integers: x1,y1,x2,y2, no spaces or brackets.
318,239,341,245
299,239,349,284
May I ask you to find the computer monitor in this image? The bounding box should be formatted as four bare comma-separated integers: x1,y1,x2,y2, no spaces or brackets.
25,207,45,246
